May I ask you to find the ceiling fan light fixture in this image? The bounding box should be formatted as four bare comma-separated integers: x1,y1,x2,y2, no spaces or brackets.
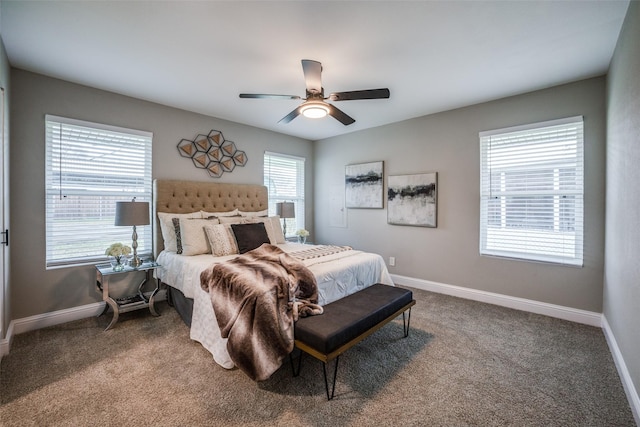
300,101,330,119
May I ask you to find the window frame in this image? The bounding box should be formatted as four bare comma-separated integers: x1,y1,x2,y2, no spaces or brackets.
263,151,305,238
479,116,584,266
45,115,153,269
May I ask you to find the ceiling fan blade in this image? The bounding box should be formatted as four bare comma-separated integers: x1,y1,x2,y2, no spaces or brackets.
301,59,323,94
239,93,301,100
329,88,390,101
328,104,355,126
278,106,303,124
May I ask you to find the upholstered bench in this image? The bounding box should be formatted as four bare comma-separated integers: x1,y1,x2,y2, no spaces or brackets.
291,283,416,400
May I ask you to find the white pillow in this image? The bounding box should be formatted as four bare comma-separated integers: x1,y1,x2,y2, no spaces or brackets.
268,216,286,244
246,216,285,244
201,209,240,218
204,224,239,257
239,209,269,217
219,216,246,224
157,211,201,252
179,218,220,256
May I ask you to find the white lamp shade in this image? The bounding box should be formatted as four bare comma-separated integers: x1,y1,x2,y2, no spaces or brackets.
115,201,150,226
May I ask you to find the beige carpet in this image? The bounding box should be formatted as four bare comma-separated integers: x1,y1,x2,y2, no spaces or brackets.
0,286,635,426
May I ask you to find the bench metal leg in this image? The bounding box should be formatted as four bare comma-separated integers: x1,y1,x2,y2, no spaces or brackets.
402,307,413,338
290,350,303,377
291,349,339,400
322,356,340,400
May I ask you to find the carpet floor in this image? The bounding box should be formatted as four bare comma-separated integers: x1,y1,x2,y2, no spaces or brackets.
0,286,635,426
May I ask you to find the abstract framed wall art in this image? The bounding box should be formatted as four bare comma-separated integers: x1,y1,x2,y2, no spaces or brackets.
387,172,437,227
345,161,384,209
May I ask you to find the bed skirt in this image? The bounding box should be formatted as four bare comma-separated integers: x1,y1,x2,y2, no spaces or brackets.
166,284,194,327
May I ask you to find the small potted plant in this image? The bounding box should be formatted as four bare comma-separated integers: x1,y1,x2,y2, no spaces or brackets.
105,242,131,271
295,229,310,244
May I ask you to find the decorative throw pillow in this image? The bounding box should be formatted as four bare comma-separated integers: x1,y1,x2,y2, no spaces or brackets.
204,224,239,257
178,218,220,256
238,209,269,217
157,211,201,252
171,218,182,253
231,223,271,254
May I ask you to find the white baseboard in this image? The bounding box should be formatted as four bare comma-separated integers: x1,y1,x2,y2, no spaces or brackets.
0,289,167,360
0,301,104,360
391,274,602,327
0,320,15,359
13,301,107,335
602,316,640,426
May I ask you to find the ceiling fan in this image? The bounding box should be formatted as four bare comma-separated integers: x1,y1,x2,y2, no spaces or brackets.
239,59,390,126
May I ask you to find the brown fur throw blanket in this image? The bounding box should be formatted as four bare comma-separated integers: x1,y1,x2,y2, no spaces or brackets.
200,244,323,381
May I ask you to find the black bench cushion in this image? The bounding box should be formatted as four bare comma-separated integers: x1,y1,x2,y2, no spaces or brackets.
294,284,413,354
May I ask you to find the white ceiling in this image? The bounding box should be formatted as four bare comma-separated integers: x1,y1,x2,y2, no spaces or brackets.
0,0,630,141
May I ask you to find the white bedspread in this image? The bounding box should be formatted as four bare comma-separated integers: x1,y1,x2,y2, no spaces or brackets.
156,242,394,369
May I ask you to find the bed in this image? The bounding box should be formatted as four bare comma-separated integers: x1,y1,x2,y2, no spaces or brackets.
152,179,394,374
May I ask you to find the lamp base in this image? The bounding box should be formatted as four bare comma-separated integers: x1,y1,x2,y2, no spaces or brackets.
130,225,143,267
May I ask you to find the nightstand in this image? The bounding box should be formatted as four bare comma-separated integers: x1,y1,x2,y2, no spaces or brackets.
95,261,161,331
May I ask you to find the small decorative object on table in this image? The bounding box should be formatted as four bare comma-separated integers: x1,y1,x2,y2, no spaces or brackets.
105,242,131,272
295,229,309,244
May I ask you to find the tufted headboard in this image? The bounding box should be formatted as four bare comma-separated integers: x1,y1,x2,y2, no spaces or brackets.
152,179,268,256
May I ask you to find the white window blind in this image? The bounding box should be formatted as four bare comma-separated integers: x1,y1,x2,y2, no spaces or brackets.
479,116,584,266
45,115,153,268
264,152,305,238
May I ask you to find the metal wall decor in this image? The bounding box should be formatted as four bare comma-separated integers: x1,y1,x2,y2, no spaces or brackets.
177,130,247,178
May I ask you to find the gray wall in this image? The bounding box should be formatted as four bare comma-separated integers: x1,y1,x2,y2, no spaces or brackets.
8,71,609,320
605,0,640,409
315,77,606,312
9,69,312,319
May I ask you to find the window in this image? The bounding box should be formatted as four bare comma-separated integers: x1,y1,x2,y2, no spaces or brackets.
264,152,305,237
479,116,584,266
45,115,152,268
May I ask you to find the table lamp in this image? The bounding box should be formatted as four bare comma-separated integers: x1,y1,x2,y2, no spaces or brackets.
275,202,295,237
115,199,150,267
